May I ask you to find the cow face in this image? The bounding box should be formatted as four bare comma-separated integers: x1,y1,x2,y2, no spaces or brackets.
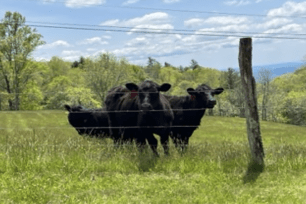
126,80,171,111
187,84,224,108
64,104,89,135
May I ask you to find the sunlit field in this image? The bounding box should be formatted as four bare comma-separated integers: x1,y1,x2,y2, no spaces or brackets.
0,110,306,203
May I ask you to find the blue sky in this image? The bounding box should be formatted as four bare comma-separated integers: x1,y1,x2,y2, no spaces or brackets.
1,0,306,69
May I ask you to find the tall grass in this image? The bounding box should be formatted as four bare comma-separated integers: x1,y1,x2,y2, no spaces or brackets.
0,111,306,203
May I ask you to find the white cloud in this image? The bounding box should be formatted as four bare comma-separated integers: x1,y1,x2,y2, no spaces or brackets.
102,35,112,39
264,23,303,33
184,16,249,28
256,18,293,29
100,12,170,27
125,37,149,47
204,16,250,25
122,0,179,5
79,37,109,45
196,24,250,33
62,50,83,56
65,0,106,8
37,40,71,49
267,1,306,17
163,0,180,3
122,0,140,5
224,0,251,6
101,19,120,26
109,30,242,62
128,24,174,34
100,12,173,35
184,18,205,28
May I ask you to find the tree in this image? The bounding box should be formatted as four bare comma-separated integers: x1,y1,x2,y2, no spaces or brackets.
83,53,130,105
220,68,245,117
164,62,171,67
0,11,45,110
258,68,273,121
190,59,199,70
72,56,85,68
145,57,160,80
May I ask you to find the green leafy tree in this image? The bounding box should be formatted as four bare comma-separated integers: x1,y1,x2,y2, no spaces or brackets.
83,53,130,105
281,91,306,126
190,59,199,70
257,68,273,121
0,11,45,110
219,68,245,117
145,57,160,80
158,66,182,95
19,81,43,110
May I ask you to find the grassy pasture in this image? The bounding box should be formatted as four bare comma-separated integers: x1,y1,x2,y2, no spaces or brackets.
0,110,306,203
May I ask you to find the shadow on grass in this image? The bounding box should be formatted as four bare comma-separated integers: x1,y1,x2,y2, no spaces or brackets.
138,152,159,172
243,161,265,184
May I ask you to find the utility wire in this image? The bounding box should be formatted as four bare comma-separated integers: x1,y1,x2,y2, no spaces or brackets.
16,0,306,19
2,21,306,39
19,24,306,40
21,21,306,37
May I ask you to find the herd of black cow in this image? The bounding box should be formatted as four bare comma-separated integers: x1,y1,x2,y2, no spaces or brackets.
65,80,224,156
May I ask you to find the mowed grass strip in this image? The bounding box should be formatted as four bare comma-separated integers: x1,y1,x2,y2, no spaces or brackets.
0,111,306,203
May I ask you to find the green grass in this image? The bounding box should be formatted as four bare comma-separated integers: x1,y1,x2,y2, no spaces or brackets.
0,111,306,203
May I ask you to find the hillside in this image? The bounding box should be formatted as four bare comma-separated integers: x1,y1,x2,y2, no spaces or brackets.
233,61,305,79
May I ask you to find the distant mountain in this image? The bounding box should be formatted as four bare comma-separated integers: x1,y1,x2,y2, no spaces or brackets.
234,61,305,79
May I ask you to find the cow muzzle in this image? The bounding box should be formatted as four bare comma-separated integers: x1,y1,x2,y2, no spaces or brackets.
207,100,216,108
141,103,153,111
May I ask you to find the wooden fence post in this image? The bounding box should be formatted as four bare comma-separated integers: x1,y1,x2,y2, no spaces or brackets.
238,38,265,168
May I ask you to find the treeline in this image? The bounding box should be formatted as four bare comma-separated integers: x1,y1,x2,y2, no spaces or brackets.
0,11,305,126
1,53,305,126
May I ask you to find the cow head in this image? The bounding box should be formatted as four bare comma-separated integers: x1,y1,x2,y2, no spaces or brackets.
186,84,224,108
126,80,171,111
64,104,89,135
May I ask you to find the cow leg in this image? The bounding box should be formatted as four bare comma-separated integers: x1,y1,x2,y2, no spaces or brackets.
181,136,189,153
172,133,183,152
146,133,159,156
122,129,134,145
171,133,179,149
120,128,135,147
160,134,170,156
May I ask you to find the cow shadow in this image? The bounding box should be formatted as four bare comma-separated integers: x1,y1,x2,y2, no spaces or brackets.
243,161,265,184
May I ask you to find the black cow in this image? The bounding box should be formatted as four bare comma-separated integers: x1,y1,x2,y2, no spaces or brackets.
104,80,174,156
64,105,110,139
104,86,132,145
164,84,224,152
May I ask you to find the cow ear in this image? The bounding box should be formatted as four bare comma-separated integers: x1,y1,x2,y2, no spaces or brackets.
213,87,224,95
159,83,171,92
64,104,71,112
187,88,196,95
125,83,139,91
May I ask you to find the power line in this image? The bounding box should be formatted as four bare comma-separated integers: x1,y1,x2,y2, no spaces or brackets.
3,21,306,39
16,0,306,19
23,21,306,37
22,24,306,40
